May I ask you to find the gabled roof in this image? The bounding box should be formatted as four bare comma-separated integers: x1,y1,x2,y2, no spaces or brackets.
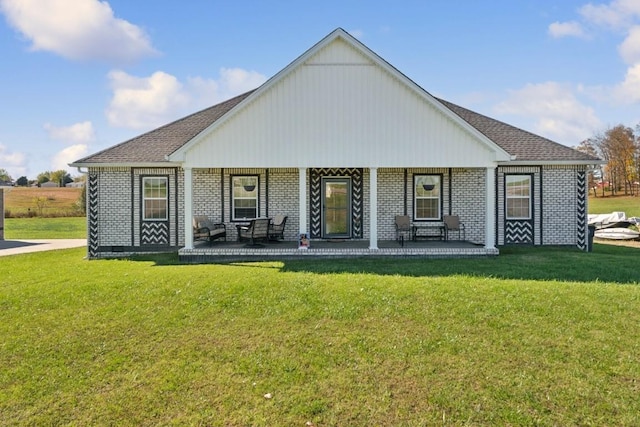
71,92,252,166
71,29,600,168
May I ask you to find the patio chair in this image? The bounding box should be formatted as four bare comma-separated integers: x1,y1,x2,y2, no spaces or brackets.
238,218,270,245
443,215,466,241
193,215,226,245
395,215,412,247
268,214,287,241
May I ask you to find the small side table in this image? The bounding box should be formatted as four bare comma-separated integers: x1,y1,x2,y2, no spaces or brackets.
412,224,446,241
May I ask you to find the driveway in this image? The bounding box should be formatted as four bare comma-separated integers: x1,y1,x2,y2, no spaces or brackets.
0,239,86,257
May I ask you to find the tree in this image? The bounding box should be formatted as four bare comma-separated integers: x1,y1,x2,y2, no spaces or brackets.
16,176,28,186
0,168,11,183
50,169,72,186
588,124,640,197
37,171,51,184
575,139,600,196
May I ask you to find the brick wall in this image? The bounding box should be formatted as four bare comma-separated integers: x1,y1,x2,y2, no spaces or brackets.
542,165,585,246
88,164,586,257
450,168,486,244
267,169,300,241
96,168,132,248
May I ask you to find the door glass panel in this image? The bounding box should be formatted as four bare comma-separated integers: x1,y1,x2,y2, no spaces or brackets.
324,180,350,237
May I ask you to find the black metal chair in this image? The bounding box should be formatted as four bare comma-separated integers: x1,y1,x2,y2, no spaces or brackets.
238,218,270,246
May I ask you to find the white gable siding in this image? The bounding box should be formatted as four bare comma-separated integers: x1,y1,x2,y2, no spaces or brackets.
184,38,500,169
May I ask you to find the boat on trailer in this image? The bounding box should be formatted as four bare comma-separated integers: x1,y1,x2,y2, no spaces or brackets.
589,211,640,240
594,227,640,240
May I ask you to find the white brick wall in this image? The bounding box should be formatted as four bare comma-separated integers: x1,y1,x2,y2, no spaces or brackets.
96,169,131,247
267,169,300,241
542,166,582,245
450,168,486,244
90,164,586,256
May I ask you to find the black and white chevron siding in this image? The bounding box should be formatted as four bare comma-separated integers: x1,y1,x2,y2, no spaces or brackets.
88,173,99,258
141,222,169,245
576,171,587,250
505,220,533,244
309,168,363,239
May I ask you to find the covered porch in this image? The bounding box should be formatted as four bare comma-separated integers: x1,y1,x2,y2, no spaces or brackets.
179,238,498,263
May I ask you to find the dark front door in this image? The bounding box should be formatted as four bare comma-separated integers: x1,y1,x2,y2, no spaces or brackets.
322,178,351,238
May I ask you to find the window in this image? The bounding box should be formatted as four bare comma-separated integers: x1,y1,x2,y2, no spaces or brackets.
414,175,441,220
232,176,258,220
143,177,168,220
505,175,531,219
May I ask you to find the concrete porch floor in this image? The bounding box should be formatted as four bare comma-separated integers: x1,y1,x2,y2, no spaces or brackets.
179,238,498,262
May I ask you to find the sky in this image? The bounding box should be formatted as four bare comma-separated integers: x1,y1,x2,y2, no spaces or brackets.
1,0,640,180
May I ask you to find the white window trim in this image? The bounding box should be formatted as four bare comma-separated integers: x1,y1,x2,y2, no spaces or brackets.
142,177,168,221
232,175,259,221
414,174,441,221
505,175,532,220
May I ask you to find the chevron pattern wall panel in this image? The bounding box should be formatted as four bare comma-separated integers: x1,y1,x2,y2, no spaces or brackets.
505,220,533,244
141,222,169,245
309,168,363,239
576,171,587,250
88,173,99,258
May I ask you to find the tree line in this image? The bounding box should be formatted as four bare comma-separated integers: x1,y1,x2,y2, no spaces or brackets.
0,169,81,187
576,124,640,197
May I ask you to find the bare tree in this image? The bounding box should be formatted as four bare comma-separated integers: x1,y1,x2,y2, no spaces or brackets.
591,125,637,196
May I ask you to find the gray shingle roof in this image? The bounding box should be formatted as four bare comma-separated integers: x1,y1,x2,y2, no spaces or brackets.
72,91,253,165
73,90,599,166
437,98,599,162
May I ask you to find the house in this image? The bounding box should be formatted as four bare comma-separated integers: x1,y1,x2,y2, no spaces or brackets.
70,28,600,260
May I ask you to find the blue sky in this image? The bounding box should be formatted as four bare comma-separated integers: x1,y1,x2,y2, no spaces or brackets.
1,0,639,180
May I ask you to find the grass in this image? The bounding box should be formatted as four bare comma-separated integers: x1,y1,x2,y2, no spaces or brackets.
2,186,83,217
589,194,640,217
1,245,639,426
3,217,86,239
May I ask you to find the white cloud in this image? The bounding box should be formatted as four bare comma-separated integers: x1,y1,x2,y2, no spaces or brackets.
54,144,88,171
44,121,96,144
548,21,587,38
619,25,640,64
107,68,267,130
579,0,640,31
0,143,26,179
612,62,640,102
494,82,602,144
106,70,190,129
0,0,157,63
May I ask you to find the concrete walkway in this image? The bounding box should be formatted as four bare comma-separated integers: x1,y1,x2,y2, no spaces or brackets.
0,239,86,257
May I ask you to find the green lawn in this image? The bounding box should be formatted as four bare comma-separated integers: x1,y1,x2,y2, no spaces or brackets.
589,195,640,216
3,217,86,239
1,246,639,426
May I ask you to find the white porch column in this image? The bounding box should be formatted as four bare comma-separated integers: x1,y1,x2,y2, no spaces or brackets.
485,166,496,249
184,166,194,249
369,167,378,249
298,168,307,236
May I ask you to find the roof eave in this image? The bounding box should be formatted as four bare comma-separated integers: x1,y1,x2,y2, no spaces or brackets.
498,159,606,166
69,161,179,169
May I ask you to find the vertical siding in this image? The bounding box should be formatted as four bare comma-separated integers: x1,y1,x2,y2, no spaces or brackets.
185,39,497,169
